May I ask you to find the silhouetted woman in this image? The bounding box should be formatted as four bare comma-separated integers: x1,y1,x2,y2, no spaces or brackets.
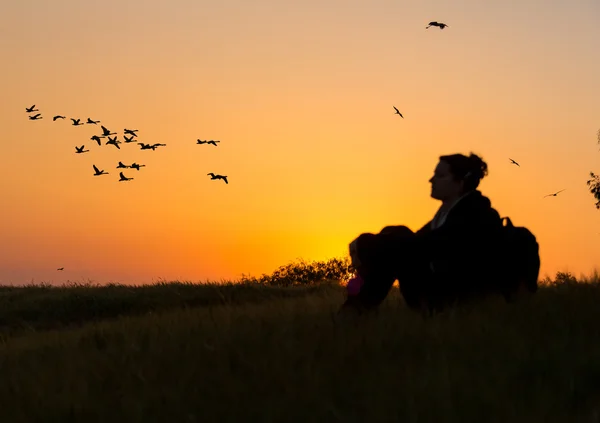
341,152,504,315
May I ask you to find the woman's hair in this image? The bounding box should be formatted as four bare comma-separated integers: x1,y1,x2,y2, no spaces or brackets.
439,152,489,191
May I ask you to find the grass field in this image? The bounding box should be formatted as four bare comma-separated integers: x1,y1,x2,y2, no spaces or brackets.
1,259,600,423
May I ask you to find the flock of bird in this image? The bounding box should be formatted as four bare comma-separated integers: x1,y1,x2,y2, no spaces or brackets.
25,105,229,184
390,21,568,200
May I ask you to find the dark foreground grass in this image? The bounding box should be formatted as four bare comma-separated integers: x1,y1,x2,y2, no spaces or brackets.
0,257,352,339
1,274,600,422
0,280,341,339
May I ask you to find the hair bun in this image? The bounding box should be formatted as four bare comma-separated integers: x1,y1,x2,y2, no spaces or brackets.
467,153,488,180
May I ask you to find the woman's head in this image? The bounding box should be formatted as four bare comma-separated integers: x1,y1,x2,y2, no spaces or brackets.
429,153,488,202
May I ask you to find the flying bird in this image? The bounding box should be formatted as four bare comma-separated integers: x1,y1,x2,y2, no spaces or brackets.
57,267,64,271
53,115,66,121
100,125,116,136
124,129,139,137
26,105,39,113
116,161,129,169
426,21,449,29
105,136,121,149
393,106,403,118
86,118,100,125
92,165,109,176
197,139,221,146
119,172,134,182
71,118,84,126
139,143,166,150
91,135,104,146
543,189,566,198
130,162,146,171
207,173,228,184
28,114,42,120
75,145,89,154
123,135,136,143
509,158,520,167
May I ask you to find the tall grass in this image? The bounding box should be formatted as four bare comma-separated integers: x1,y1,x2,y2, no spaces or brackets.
0,259,599,422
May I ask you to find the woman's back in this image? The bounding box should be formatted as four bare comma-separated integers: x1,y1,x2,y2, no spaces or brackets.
414,189,504,302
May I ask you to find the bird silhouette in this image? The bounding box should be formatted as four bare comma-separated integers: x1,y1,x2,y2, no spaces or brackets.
116,161,129,169
86,118,100,125
91,135,104,146
123,135,136,143
101,125,116,136
509,158,520,167
124,129,139,137
28,114,42,120
75,145,89,154
71,118,84,126
53,115,66,121
57,267,64,271
197,139,221,146
393,106,403,118
92,165,109,176
426,21,448,29
105,136,121,149
130,162,146,171
544,189,566,198
207,173,228,184
26,105,39,113
119,172,134,182
138,143,166,150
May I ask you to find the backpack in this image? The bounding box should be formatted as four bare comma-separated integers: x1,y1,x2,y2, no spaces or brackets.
497,217,541,301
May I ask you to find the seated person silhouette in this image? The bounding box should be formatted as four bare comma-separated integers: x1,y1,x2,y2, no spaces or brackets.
341,152,505,316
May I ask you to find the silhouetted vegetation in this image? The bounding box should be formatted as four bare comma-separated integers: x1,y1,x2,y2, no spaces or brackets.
0,258,353,338
586,129,600,209
0,279,341,339
588,129,600,209
587,171,600,209
1,260,599,422
239,257,355,286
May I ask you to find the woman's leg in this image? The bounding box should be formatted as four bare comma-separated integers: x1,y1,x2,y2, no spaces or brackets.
346,226,415,311
396,253,472,314
396,254,435,311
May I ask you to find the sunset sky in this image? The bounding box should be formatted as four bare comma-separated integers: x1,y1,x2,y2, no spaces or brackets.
2,0,599,285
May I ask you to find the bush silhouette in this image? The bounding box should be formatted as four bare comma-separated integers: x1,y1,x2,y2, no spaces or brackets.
240,257,354,287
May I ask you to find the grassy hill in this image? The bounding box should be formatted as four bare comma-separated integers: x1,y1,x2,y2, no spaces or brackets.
0,259,599,423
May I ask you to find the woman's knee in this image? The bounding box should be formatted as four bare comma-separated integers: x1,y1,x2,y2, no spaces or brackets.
379,225,413,236
349,233,377,267
350,233,377,254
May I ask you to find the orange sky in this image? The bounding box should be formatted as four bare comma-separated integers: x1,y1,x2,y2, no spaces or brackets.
2,0,599,285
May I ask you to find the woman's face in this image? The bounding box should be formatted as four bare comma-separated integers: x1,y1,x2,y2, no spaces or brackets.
429,160,464,201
